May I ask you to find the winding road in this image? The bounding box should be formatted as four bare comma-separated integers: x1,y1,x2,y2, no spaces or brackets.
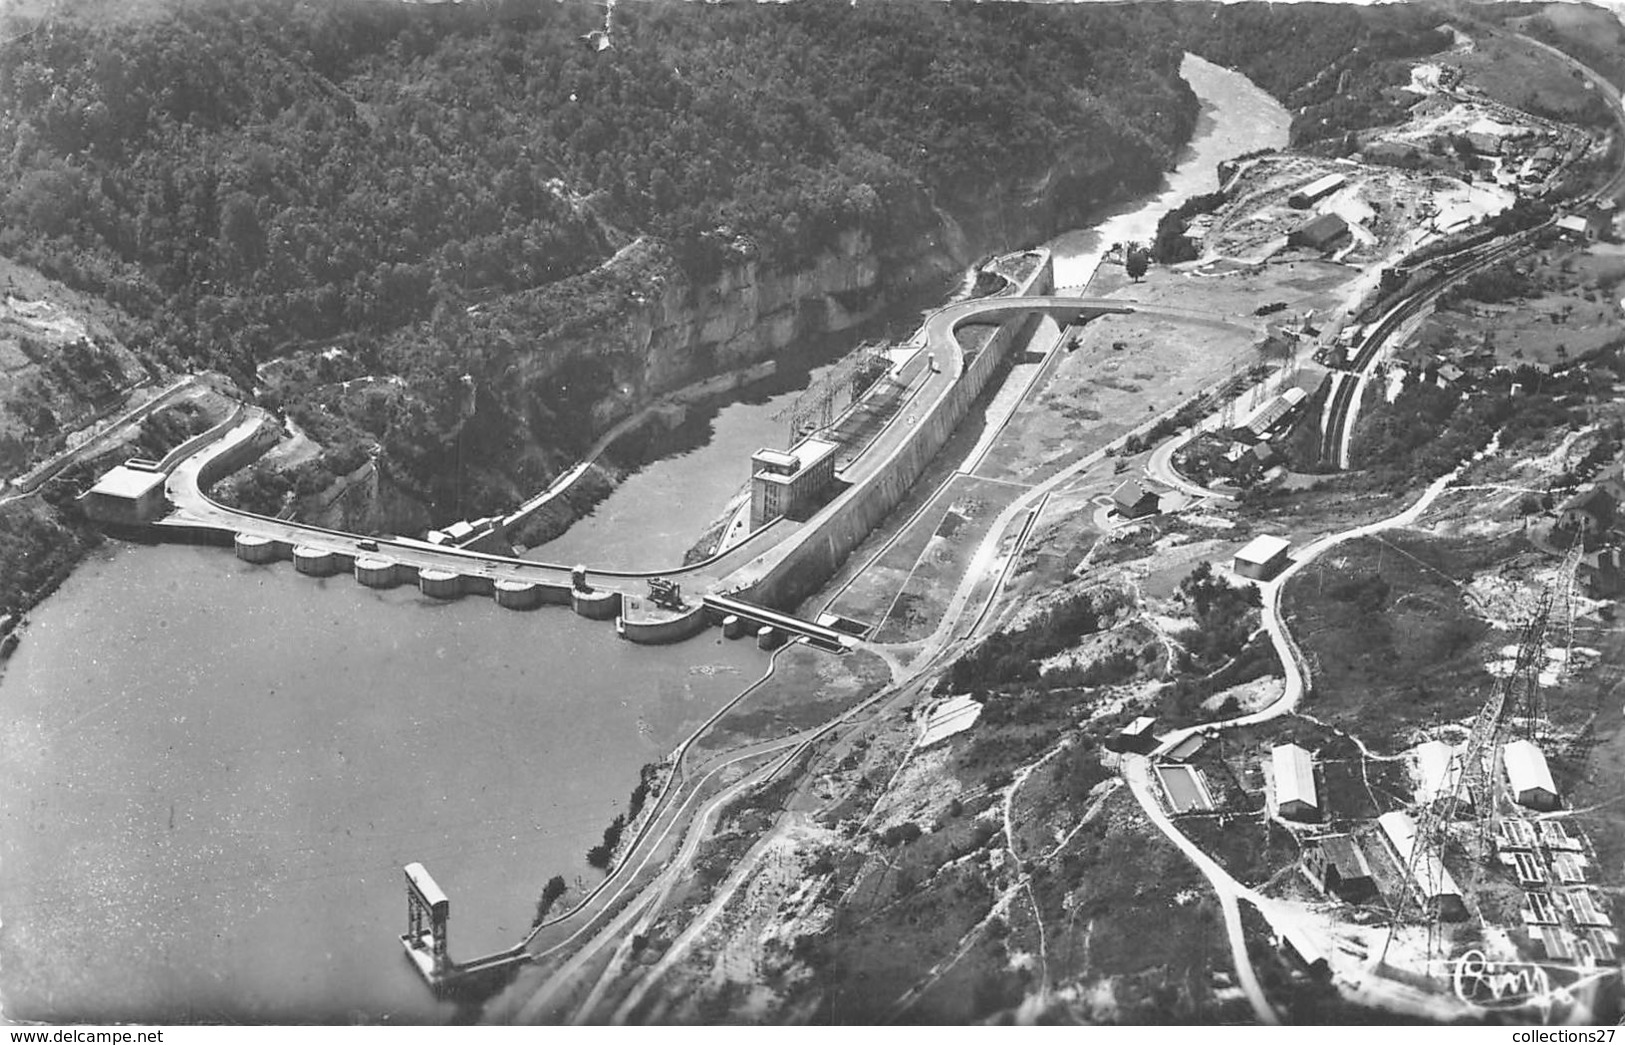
1124,441,1493,1022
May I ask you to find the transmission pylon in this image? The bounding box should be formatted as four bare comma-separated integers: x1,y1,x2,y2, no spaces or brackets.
1555,537,1584,686
1380,591,1557,973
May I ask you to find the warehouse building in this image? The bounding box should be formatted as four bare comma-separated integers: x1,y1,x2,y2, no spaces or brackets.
1378,810,1468,921
1504,739,1560,812
1289,173,1347,209
1231,387,1308,444
1288,213,1351,253
1272,742,1320,821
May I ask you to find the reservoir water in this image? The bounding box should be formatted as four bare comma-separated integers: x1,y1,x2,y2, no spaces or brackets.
0,545,766,1022
0,53,1287,1023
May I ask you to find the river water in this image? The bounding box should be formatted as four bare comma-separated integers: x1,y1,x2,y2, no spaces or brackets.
0,53,1285,1024
1048,53,1291,287
524,307,941,572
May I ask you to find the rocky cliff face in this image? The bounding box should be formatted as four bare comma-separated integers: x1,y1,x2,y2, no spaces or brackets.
540,146,1126,438
345,140,1150,534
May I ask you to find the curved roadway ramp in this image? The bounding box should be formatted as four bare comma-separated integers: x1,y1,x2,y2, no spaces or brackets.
152,292,1206,615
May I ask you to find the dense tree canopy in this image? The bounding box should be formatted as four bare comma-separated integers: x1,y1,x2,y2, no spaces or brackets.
0,0,1455,519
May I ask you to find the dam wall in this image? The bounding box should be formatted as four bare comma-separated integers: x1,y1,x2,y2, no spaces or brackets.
727,252,1053,610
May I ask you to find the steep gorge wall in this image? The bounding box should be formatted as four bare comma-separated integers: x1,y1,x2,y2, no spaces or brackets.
581,148,1125,427
349,143,1148,536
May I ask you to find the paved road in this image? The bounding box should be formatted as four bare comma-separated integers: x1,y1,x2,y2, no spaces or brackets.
1124,755,1279,1025
1122,445,1487,1021
149,291,1196,604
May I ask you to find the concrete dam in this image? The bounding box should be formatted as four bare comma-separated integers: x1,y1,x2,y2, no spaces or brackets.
80,248,1159,652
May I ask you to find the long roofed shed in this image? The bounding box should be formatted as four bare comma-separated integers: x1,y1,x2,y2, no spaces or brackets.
1378,810,1466,919
1272,743,1319,820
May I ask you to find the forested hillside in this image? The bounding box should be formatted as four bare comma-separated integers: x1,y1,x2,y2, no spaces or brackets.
0,0,1453,522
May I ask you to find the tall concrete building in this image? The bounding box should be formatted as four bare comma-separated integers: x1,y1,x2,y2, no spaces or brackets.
749,437,840,530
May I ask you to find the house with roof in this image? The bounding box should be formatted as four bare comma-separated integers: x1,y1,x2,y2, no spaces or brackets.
1302,834,1378,903
1504,739,1560,811
80,461,169,525
1272,743,1319,821
1578,547,1624,597
1555,487,1616,548
1245,441,1281,476
1111,479,1160,520
1556,214,1592,242
1106,716,1159,755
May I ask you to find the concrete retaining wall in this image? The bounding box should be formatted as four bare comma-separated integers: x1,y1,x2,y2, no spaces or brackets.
157,404,247,474
193,412,281,492
617,604,711,644
734,253,1053,609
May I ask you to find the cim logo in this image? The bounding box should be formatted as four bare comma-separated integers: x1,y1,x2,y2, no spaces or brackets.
1453,949,1569,1022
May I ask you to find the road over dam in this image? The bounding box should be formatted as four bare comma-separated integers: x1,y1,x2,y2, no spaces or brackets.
110,260,1234,645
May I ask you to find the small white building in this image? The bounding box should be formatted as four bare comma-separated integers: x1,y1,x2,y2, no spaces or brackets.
1234,535,1291,581
1555,214,1592,242
1272,743,1319,821
1412,739,1464,806
1503,739,1560,812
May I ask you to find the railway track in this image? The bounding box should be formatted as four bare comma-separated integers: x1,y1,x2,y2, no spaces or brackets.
1317,34,1625,471
1316,225,1551,468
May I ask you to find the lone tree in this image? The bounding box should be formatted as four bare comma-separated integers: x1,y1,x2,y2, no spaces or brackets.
1125,244,1150,282
532,874,568,927
586,813,627,870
